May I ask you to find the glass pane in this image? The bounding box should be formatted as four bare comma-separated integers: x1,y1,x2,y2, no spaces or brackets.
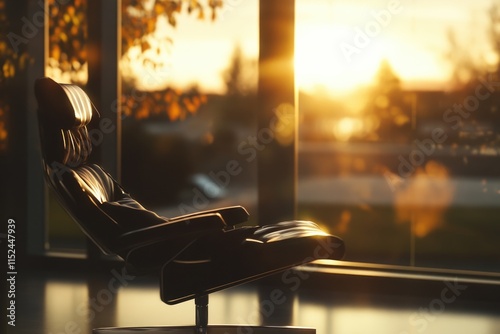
120,1,259,222
296,0,500,273
45,0,88,252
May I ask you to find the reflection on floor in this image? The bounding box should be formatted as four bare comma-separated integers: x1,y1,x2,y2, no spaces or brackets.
12,266,500,334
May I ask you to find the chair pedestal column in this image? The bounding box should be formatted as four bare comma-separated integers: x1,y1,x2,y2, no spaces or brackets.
195,295,208,334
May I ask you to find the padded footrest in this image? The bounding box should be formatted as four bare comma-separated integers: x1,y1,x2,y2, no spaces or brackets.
161,222,344,304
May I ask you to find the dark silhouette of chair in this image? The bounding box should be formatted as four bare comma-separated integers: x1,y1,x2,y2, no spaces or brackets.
35,77,345,334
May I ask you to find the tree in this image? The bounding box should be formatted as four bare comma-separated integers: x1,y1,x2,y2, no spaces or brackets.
363,59,411,143
222,45,257,96
216,44,257,126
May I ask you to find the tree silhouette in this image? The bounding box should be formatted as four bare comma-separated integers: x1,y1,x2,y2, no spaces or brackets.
222,45,257,97
363,59,411,143
217,44,257,126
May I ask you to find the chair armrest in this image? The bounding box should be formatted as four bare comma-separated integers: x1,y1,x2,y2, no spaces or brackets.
116,212,226,251
169,205,249,227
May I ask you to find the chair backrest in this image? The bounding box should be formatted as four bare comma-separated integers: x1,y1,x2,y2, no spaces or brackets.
34,77,165,256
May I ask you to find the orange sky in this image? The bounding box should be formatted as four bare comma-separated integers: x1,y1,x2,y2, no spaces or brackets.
122,0,495,95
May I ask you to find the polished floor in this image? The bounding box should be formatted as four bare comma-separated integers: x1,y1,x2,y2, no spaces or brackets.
9,264,500,334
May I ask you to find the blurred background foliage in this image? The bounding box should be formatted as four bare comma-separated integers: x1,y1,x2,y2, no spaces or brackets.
46,0,224,120
0,1,32,154
47,0,87,83
0,0,252,205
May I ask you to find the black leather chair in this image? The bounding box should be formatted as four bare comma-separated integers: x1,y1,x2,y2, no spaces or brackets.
35,77,345,334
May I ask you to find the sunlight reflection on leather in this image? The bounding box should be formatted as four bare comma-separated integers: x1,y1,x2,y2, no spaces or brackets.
57,84,94,167
61,85,93,125
394,160,454,237
74,165,116,204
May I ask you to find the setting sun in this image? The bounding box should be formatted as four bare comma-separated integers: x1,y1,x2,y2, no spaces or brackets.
294,22,382,95
293,0,468,95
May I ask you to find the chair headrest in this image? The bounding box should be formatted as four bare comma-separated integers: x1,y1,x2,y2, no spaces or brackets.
35,77,96,166
34,77,94,130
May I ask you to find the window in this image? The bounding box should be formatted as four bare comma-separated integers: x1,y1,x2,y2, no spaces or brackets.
119,0,260,221
34,0,500,278
42,0,261,252
296,0,500,274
